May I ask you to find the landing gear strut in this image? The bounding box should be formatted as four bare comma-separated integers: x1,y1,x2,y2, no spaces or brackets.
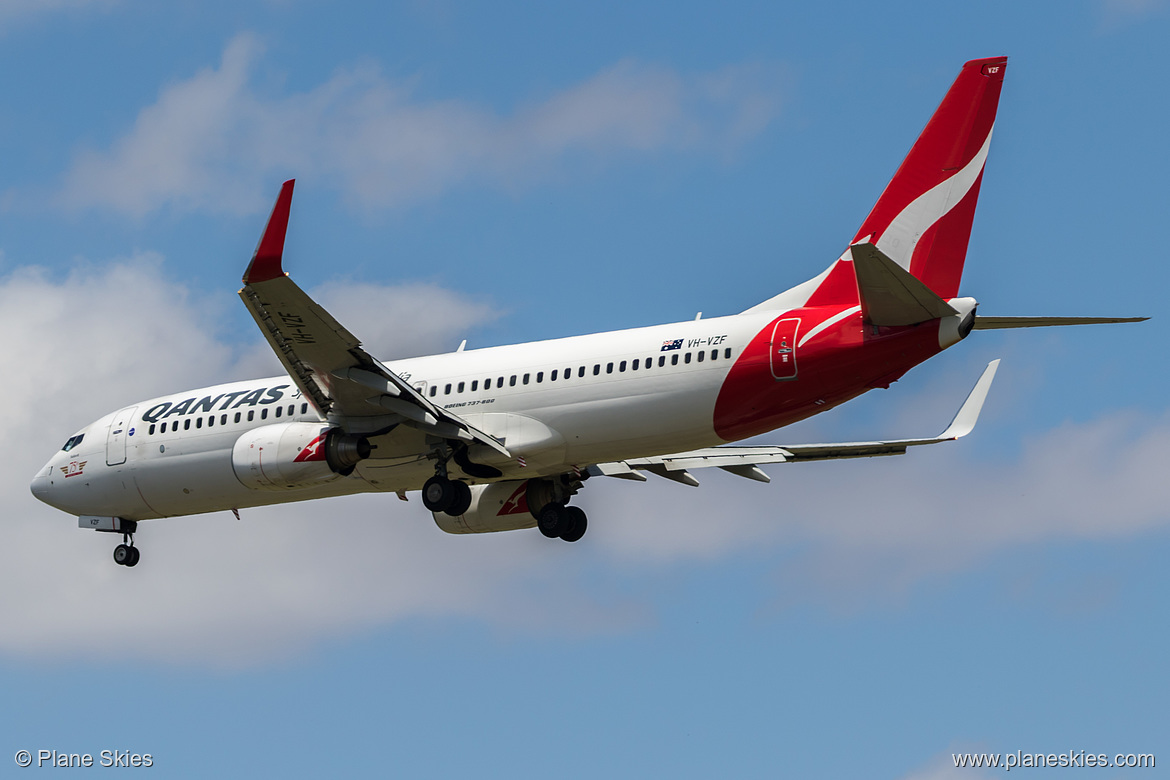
421,446,473,517
113,532,140,567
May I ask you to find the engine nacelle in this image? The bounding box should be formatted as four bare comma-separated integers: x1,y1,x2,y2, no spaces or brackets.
232,423,371,491
433,479,556,534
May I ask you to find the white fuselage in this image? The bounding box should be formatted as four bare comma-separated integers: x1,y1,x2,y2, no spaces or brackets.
31,312,772,521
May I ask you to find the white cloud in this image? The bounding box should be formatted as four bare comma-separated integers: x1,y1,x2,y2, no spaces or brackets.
590,407,1170,611
59,34,785,216
313,280,499,360
0,0,115,25
233,279,502,376
898,750,998,780
1098,0,1168,27
3,259,1168,668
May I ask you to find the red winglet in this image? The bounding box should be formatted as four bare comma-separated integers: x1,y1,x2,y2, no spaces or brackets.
242,179,295,284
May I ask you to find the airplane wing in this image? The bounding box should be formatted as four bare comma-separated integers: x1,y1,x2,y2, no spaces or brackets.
588,359,1000,485
238,180,509,456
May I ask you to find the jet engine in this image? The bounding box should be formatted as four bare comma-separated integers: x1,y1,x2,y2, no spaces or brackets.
433,479,557,534
232,422,371,491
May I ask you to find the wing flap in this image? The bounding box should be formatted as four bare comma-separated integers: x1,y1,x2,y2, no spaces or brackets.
591,360,999,481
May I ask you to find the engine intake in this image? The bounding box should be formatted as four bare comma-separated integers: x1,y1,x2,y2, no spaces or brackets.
232,423,371,491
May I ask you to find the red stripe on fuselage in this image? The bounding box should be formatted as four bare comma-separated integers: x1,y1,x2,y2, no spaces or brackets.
713,307,943,441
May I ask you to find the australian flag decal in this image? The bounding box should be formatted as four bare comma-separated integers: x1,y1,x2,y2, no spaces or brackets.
661,338,683,352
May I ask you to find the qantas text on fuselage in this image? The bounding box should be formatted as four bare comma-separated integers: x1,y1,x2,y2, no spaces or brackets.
30,57,1146,567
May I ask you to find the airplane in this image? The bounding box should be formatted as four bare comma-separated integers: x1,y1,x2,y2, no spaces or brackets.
30,56,1146,567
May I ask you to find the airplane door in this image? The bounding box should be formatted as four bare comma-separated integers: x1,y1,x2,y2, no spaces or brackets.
105,405,138,466
769,318,800,380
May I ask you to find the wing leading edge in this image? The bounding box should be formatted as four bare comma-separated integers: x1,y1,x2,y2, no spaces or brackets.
589,360,1000,485
238,180,509,456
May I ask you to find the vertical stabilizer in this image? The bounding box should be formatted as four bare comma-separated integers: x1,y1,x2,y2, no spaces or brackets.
853,57,1006,298
744,58,1006,315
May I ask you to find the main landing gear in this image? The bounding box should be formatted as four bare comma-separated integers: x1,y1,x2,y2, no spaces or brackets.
113,532,140,567
422,475,472,516
424,445,589,542
537,503,587,543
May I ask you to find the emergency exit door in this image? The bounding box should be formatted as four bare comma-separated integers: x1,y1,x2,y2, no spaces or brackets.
769,318,800,380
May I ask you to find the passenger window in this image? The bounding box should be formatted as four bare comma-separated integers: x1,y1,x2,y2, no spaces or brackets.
471,380,478,391
593,364,600,376
646,356,653,368
551,369,558,381
196,417,203,429
444,384,452,395
536,372,543,383
697,351,704,362
209,416,216,427
711,349,718,360
261,408,268,419
632,359,639,370
234,412,242,424
148,424,155,435
578,366,585,378
221,414,228,425
275,406,282,418
429,386,437,397
287,405,294,416
184,419,191,430
523,373,530,385
685,352,692,364
725,348,732,359
457,381,465,393
485,378,492,390
510,375,517,387
247,410,254,422
172,421,179,432
671,354,679,366
620,360,627,372
565,367,571,379
659,356,666,367
301,403,308,415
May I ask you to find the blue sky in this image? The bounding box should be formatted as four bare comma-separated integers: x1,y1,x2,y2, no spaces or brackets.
2,1,1168,778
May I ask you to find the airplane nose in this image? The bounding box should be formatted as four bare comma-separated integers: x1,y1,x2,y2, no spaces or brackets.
30,465,53,504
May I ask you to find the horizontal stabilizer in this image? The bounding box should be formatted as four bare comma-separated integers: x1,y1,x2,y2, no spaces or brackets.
974,316,1148,329
851,242,958,326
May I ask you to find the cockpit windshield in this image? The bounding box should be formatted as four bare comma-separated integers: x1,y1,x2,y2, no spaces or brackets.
61,434,84,452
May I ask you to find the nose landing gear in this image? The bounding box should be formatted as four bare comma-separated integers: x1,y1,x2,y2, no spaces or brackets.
113,532,140,567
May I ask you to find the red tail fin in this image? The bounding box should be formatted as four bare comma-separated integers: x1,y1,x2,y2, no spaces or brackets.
853,57,1006,298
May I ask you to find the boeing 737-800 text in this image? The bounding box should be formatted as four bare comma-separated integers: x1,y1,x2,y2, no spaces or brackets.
30,57,1145,567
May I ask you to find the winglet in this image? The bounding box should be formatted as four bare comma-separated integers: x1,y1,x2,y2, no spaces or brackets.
243,179,295,285
939,359,1000,440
